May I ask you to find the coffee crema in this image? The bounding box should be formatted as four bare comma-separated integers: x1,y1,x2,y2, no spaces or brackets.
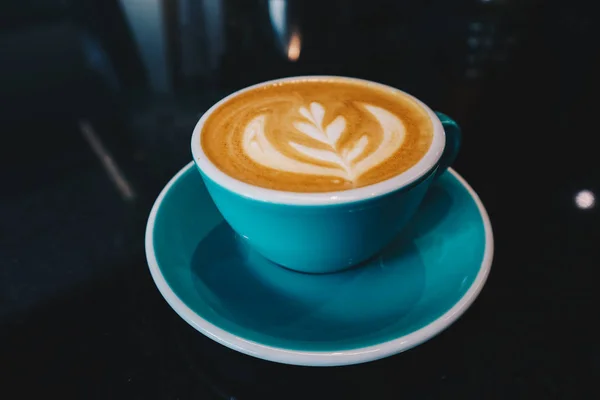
200,78,433,193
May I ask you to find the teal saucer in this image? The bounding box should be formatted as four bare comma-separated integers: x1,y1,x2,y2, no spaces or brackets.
145,162,493,366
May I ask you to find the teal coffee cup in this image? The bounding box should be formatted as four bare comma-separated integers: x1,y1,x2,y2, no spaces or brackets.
191,76,461,273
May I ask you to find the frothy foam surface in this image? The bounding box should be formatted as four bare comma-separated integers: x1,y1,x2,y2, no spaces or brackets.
201,78,433,193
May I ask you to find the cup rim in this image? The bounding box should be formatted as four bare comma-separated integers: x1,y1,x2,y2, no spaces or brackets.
191,75,446,205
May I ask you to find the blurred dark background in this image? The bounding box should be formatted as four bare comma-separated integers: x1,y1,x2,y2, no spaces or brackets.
1,0,598,398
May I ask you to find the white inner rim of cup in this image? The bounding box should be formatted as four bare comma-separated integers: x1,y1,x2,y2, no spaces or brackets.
191,76,446,205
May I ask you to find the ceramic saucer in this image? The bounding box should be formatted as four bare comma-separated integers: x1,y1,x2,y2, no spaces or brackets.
145,162,493,366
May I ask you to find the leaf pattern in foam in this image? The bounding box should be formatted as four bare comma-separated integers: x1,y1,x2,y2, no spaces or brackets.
310,102,325,127
293,121,330,145
293,102,351,173
289,142,344,167
344,135,369,162
298,107,314,123
296,103,345,147
242,101,405,182
325,116,346,146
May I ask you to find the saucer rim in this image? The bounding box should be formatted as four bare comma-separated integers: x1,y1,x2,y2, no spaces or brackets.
145,162,494,367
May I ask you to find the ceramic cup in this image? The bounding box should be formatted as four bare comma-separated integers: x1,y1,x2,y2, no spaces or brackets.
191,76,461,273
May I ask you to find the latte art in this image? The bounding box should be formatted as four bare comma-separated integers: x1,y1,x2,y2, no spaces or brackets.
200,78,433,192
244,102,405,182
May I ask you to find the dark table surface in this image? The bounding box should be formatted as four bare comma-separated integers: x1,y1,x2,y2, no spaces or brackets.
1,0,598,398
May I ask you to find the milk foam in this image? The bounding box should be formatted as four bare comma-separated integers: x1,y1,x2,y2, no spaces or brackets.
242,102,406,181
200,78,434,193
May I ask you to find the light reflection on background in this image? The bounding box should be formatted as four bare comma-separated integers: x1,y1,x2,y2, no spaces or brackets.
287,31,301,61
269,0,302,61
118,0,171,92
268,0,286,40
575,190,595,210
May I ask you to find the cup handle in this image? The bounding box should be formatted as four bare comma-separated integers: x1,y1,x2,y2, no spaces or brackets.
434,112,462,179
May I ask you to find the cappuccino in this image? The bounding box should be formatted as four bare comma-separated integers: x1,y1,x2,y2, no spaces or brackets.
200,78,433,193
